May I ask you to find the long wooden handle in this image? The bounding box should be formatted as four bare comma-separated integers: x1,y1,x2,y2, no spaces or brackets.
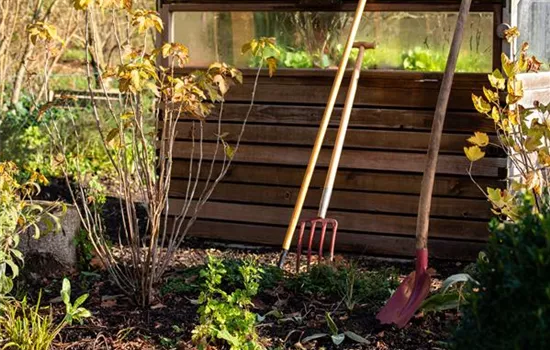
318,44,369,218
280,0,368,253
416,0,472,250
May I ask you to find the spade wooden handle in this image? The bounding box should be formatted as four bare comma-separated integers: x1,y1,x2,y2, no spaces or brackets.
416,0,472,249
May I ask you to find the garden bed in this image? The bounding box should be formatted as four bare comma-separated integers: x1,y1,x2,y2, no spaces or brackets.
30,242,466,350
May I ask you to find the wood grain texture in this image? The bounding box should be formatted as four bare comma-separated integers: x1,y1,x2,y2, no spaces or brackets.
169,180,491,219
194,103,496,132
175,122,503,156
171,141,506,177
167,200,489,241
170,161,501,198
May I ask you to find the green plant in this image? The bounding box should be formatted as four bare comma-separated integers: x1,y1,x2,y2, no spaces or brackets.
0,278,91,350
402,47,444,71
287,263,398,311
160,265,203,296
192,255,264,350
161,259,283,297
452,192,550,350
0,162,62,295
420,272,479,313
301,312,369,346
467,28,546,217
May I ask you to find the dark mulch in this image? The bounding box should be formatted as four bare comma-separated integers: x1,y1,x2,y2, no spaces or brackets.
20,243,467,350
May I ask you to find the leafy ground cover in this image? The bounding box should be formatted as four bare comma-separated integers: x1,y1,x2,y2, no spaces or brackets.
22,241,465,350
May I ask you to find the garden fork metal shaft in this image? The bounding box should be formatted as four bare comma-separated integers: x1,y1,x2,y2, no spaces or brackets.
296,42,374,272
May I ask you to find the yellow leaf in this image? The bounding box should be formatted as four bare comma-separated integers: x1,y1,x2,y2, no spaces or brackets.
472,94,491,114
487,187,504,207
71,0,92,10
502,53,518,78
506,79,524,104
266,57,277,78
483,86,498,102
524,135,542,152
131,10,163,34
503,26,520,43
464,146,485,162
491,106,500,122
488,69,505,90
525,171,544,194
467,132,489,147
538,150,550,166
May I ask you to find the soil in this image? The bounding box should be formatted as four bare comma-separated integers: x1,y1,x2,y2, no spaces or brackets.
22,242,467,350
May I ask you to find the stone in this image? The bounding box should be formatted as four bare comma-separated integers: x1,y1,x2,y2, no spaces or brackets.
18,201,80,276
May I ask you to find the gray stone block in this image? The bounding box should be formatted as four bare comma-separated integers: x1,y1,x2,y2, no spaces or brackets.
18,201,81,276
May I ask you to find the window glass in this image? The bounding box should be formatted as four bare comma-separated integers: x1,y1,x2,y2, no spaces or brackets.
172,11,493,72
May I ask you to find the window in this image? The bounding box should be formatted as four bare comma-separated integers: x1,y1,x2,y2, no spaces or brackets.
172,11,494,72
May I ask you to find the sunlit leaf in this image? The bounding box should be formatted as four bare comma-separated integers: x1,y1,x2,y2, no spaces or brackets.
524,135,542,152
464,146,485,162
488,69,505,90
483,86,498,102
131,10,164,34
502,53,518,78
467,132,489,147
71,0,92,10
472,94,491,114
503,26,520,43
266,57,278,77
506,79,524,104
491,107,501,122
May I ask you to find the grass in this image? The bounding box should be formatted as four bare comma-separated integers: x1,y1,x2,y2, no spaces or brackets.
61,48,88,63
49,75,89,91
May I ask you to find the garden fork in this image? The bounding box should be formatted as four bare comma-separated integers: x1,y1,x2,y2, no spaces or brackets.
296,42,374,272
278,0,368,270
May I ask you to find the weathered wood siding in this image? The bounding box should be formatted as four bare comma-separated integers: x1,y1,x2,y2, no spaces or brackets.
167,70,507,260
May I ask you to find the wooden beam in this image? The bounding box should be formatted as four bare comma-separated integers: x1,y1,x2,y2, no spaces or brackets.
171,141,506,177
170,161,501,198
167,200,490,241
169,180,492,219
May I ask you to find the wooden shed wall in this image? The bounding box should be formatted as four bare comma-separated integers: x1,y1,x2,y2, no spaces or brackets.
161,0,507,260
167,70,507,260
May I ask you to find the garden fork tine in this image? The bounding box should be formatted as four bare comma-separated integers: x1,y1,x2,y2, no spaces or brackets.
296,42,374,272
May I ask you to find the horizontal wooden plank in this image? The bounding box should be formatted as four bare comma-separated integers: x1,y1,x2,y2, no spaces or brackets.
198,103,495,132
170,161,501,198
173,70,489,109
169,180,491,219
175,122,502,156
168,200,489,241
171,141,506,177
227,79,483,109
180,220,485,261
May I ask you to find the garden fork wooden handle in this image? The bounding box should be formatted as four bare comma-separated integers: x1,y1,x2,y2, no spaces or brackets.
318,42,375,218
278,0,369,268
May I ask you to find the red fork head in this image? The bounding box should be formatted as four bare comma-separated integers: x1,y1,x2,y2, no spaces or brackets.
296,217,339,273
